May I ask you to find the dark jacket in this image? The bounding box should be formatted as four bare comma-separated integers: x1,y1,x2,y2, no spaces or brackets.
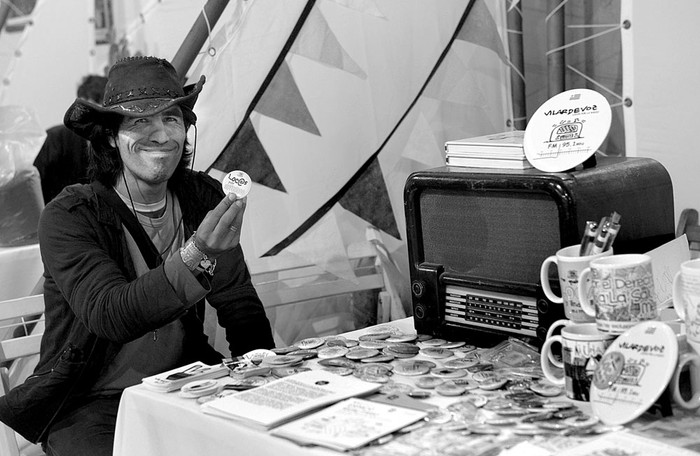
0,170,274,443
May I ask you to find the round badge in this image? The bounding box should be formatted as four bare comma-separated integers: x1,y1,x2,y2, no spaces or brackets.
317,358,356,369
385,333,418,343
523,88,612,172
443,358,479,369
361,354,395,363
394,360,432,376
287,349,318,360
345,347,379,360
317,346,349,359
435,383,466,397
261,354,304,366
420,338,447,347
416,376,444,389
379,382,414,395
221,170,252,198
179,379,220,398
271,366,311,378
430,367,467,379
358,340,387,350
359,332,391,341
322,366,354,376
242,348,276,364
420,347,454,359
386,343,420,355
296,337,324,350
592,351,625,390
590,321,679,426
408,390,431,399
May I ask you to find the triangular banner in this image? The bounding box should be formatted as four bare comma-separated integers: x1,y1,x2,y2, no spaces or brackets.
291,8,367,78
211,118,286,192
456,0,506,62
339,157,400,239
255,60,321,135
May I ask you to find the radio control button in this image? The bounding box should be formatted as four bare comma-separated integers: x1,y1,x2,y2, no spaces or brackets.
411,281,425,297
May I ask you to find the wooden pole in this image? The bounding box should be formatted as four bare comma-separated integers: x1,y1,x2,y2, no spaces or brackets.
546,0,565,97
507,4,526,130
171,0,230,80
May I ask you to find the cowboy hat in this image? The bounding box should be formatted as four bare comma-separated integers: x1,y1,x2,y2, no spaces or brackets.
64,56,206,139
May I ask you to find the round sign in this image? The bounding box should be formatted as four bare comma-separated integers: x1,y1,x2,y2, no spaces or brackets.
589,321,678,426
524,88,612,172
221,170,252,198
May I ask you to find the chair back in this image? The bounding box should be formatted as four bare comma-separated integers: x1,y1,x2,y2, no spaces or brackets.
677,208,700,258
0,294,45,456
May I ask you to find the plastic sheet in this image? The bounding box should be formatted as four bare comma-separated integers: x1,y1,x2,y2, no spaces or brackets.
0,106,46,246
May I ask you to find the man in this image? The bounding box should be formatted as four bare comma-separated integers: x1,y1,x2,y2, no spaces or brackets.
33,74,108,203
0,56,275,455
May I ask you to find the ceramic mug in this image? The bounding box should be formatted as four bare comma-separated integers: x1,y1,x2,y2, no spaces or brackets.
540,244,612,323
540,323,615,401
669,333,700,410
673,258,700,351
578,254,657,335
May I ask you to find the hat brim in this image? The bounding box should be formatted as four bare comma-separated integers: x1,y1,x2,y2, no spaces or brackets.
64,75,205,139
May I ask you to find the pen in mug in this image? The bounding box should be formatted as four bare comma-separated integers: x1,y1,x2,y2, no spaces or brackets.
588,216,611,255
604,212,621,251
580,221,598,256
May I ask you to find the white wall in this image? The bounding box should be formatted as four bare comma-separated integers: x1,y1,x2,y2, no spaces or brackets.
0,0,96,130
621,0,700,221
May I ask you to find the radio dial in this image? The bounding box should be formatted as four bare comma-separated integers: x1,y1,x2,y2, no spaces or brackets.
411,280,425,297
414,304,426,320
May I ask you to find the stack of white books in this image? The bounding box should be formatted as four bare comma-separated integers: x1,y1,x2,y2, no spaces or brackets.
444,130,533,169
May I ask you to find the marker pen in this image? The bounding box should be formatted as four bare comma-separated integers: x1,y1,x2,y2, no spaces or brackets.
580,221,598,256
589,216,611,255
603,212,621,251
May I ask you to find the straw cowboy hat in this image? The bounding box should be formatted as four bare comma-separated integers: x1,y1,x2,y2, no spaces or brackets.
64,56,206,139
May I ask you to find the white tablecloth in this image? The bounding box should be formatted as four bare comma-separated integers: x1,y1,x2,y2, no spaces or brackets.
0,243,42,301
114,320,420,456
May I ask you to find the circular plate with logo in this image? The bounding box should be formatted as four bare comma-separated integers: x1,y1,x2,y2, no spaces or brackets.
590,321,678,425
524,88,611,172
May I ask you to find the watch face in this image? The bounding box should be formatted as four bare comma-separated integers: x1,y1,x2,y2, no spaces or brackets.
198,258,216,276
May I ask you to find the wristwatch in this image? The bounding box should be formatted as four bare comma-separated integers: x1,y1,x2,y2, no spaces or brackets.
180,234,216,276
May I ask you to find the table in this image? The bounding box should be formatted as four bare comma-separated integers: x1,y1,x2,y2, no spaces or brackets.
0,243,42,301
113,318,690,456
114,321,421,456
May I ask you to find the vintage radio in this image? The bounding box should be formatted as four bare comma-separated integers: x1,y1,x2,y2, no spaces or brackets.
404,156,675,347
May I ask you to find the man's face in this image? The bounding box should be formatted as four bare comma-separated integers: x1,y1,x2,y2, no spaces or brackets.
114,106,186,189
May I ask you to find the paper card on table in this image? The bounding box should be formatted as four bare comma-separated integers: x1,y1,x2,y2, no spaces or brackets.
141,362,229,393
558,429,698,456
270,398,427,452
200,369,381,430
646,234,691,308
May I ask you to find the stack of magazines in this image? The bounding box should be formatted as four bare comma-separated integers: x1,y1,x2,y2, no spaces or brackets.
444,130,533,169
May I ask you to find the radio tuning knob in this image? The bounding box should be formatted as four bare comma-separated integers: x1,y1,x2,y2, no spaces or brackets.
411,280,425,297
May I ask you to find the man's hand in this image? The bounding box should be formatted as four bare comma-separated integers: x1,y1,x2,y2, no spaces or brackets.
193,193,246,258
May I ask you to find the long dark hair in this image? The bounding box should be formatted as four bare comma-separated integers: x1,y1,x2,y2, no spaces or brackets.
87,113,194,187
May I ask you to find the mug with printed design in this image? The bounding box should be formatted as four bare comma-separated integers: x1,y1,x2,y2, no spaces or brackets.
673,258,700,351
578,254,657,335
540,244,613,323
540,323,615,401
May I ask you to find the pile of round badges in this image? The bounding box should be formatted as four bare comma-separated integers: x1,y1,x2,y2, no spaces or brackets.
179,324,609,437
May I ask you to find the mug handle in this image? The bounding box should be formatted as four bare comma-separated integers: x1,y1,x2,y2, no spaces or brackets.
673,272,687,320
540,255,562,303
545,319,572,365
540,335,565,385
577,267,596,318
671,351,700,410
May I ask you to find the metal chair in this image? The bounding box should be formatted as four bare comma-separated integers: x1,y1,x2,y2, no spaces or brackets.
0,294,45,456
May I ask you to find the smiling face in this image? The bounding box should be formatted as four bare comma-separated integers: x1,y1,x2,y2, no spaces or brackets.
113,106,187,202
